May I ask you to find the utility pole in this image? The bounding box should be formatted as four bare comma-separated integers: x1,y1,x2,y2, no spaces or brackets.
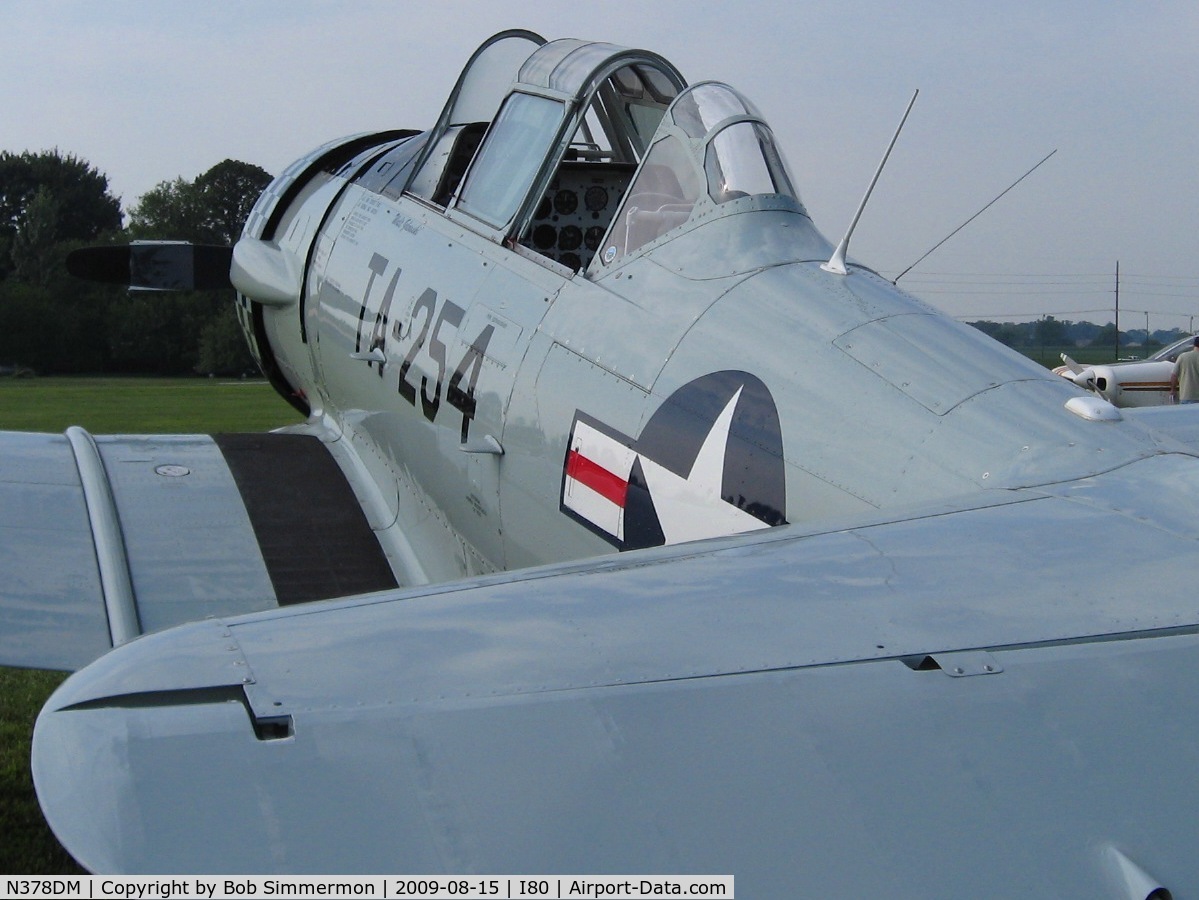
1114,260,1120,361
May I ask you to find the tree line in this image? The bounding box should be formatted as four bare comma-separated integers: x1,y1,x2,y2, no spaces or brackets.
969,315,1188,361
0,149,272,375
3,148,1184,377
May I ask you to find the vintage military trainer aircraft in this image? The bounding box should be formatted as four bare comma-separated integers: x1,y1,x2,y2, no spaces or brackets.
8,29,1199,895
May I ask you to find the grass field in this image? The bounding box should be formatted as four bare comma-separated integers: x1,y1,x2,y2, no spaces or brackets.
1018,344,1153,370
0,376,303,434
0,376,302,874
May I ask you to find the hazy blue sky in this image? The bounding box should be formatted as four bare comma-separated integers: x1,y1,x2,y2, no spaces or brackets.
2,0,1196,325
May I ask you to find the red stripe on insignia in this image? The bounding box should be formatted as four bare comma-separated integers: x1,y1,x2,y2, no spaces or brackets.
566,450,629,507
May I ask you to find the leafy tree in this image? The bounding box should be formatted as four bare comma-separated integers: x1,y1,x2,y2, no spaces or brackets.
0,280,48,370
1034,315,1068,347
195,160,273,245
969,320,1029,348
197,303,256,375
0,150,122,281
0,151,269,374
126,177,207,242
1089,323,1121,347
1153,328,1185,346
0,151,123,372
969,320,1003,339
129,159,271,245
124,159,270,374
105,292,217,374
10,186,60,286
1067,321,1101,345
0,276,116,373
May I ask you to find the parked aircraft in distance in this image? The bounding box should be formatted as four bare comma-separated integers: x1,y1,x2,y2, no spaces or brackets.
7,29,1199,896
1055,334,1197,407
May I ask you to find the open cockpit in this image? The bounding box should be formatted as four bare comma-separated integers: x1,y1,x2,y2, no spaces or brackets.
345,32,804,278
443,36,686,273
347,32,685,274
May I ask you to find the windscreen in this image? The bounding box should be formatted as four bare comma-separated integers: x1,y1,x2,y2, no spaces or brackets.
457,93,565,228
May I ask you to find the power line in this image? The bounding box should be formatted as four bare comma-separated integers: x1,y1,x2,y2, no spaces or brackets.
906,271,1199,281
952,308,1198,322
891,267,1199,325
952,309,1114,320
913,288,1114,295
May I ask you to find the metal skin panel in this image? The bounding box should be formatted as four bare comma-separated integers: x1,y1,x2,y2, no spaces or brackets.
94,436,276,633
40,641,1199,889
539,254,743,391
0,432,283,670
506,211,1156,565
501,339,652,567
312,185,561,572
835,312,1029,415
44,617,253,709
0,433,109,670
1124,402,1199,449
32,455,1199,889
652,258,1166,516
254,172,347,391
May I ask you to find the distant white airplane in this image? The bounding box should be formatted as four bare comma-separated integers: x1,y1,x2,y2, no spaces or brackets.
1055,333,1196,407
5,29,1199,896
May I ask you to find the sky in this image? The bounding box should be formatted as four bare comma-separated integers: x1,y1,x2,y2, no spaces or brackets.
2,0,1197,327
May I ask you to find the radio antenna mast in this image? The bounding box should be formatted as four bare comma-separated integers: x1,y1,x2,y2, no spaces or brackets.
822,90,919,276
893,148,1058,283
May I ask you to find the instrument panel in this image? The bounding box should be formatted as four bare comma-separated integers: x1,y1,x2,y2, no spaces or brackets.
524,163,635,271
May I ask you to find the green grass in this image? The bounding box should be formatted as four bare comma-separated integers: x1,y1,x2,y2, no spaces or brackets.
0,375,303,434
0,376,301,874
1017,344,1160,370
0,668,78,874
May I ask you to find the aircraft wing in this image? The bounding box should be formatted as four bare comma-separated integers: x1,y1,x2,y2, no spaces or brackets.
0,428,397,671
1124,403,1199,449
32,453,1199,893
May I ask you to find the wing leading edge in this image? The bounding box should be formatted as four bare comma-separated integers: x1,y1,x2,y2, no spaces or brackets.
31,453,1199,891
0,429,397,671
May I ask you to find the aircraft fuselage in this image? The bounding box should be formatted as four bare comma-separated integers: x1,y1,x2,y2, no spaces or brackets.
239,123,1160,589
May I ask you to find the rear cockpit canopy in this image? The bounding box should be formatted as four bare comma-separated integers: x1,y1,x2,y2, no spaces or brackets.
593,82,805,272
